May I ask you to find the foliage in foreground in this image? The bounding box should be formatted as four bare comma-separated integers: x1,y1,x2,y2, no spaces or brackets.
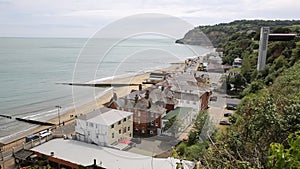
268,131,300,169
174,62,300,168
203,62,300,168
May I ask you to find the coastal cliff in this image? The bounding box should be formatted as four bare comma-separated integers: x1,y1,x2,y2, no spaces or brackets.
175,29,213,46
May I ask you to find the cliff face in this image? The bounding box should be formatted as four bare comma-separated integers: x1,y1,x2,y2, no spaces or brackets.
175,29,213,46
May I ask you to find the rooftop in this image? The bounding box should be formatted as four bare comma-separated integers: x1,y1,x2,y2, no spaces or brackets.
31,139,194,169
81,109,133,126
163,107,194,120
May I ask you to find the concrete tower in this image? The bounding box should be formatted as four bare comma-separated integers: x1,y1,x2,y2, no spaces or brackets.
257,27,270,71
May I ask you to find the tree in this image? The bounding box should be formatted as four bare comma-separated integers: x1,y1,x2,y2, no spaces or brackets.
268,131,300,169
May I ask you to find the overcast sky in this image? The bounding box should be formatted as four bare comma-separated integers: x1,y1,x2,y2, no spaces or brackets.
1,0,300,37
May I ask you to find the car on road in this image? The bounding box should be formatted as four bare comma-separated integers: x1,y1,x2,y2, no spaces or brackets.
210,96,218,101
25,134,39,143
224,112,232,117
39,130,52,138
219,120,231,125
226,104,237,110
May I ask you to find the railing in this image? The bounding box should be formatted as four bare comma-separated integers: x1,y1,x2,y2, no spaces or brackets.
0,134,58,162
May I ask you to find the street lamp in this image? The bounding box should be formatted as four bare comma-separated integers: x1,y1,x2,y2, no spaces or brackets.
55,105,62,126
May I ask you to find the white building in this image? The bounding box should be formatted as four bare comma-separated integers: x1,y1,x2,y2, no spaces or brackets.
167,73,204,111
232,57,242,68
31,139,195,169
162,107,196,137
75,108,133,146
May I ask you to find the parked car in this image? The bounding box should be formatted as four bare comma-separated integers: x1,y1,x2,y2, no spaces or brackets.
224,112,232,117
39,130,51,138
210,96,218,101
226,104,237,110
25,134,39,143
219,120,231,125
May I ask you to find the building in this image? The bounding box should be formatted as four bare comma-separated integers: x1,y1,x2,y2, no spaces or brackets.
75,108,133,146
232,57,242,68
148,86,178,112
106,90,166,137
31,139,194,169
162,107,196,137
167,73,210,111
144,72,170,84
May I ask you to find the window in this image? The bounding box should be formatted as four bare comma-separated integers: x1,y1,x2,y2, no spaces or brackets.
123,127,126,133
118,121,121,125
123,118,127,122
151,121,154,126
142,129,145,133
112,133,114,138
138,112,141,117
138,120,141,124
128,115,131,120
129,133,131,137
155,122,159,127
119,129,121,134
128,126,130,131
111,124,114,129
96,135,99,138
90,123,94,127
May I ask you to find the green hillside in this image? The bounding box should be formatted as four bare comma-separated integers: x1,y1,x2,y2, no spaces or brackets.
174,20,300,168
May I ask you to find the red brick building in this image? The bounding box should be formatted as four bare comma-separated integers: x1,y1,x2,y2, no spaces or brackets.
106,91,166,137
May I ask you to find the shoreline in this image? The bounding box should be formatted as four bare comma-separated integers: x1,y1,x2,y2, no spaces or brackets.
0,61,187,147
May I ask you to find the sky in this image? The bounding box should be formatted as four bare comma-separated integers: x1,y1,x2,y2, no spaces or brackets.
0,0,300,37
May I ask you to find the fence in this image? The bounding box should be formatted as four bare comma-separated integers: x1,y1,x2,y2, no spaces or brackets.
0,134,57,162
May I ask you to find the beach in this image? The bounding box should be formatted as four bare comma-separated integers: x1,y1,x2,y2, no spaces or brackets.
0,62,187,152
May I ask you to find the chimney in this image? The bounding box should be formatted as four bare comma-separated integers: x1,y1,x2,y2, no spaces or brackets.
124,97,128,105
145,90,150,99
139,84,142,91
112,92,117,100
161,86,165,91
94,159,96,166
147,100,152,109
134,94,139,104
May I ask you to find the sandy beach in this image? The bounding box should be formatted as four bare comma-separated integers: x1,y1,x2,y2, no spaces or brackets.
0,62,186,150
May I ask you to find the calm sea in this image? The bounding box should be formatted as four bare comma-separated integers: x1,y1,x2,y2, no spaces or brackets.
0,37,213,140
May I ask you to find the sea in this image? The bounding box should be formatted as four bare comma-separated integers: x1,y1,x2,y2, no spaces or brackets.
0,37,213,142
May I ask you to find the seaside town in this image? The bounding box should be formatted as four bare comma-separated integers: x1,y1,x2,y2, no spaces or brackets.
0,47,243,169
1,6,300,167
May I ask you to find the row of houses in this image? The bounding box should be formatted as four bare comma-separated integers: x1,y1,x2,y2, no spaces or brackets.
74,71,211,147
14,63,212,169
